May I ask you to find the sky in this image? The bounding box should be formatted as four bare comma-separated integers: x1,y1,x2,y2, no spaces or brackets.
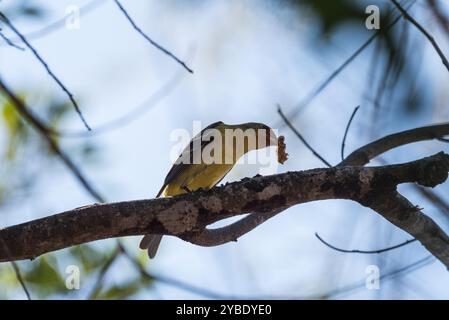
1,0,449,299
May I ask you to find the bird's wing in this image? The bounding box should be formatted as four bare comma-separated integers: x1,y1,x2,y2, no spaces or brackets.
156,121,223,197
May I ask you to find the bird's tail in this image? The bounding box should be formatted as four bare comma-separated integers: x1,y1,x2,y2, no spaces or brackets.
139,234,163,259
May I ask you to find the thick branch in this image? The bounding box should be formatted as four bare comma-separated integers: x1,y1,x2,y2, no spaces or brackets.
181,209,286,246
1,152,448,266
339,123,449,166
366,192,449,267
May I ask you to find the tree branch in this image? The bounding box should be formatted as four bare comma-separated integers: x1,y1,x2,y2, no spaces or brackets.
1,152,449,267
390,0,449,72
0,27,24,50
112,0,193,73
0,76,104,202
0,11,91,130
181,209,285,247
281,1,415,121
339,123,449,166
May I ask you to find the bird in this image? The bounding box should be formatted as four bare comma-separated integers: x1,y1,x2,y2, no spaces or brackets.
139,121,287,258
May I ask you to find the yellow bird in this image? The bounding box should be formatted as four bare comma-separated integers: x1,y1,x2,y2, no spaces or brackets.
140,121,287,258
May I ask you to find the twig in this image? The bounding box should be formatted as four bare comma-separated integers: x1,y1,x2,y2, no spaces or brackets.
390,0,449,72
339,122,449,166
52,67,186,138
183,209,285,247
284,1,415,121
0,77,104,202
113,0,193,73
415,186,449,219
427,0,449,37
315,232,417,254
87,246,121,299
0,0,106,46
0,234,31,299
8,261,31,299
277,104,332,167
0,12,91,130
0,28,24,50
341,106,360,161
118,243,241,299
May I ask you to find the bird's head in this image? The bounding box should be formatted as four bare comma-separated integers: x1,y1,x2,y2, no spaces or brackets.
234,122,278,147
224,122,288,164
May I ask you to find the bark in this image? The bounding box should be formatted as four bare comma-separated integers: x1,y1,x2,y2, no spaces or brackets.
1,152,449,268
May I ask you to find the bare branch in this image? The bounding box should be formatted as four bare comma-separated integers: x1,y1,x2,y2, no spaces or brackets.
0,28,24,50
52,67,187,139
0,77,104,202
315,232,417,254
315,255,435,299
0,234,31,299
113,0,193,73
1,152,449,268
87,246,121,299
118,243,246,299
0,12,91,130
415,186,449,218
282,2,415,121
390,0,449,72
339,123,449,166
0,0,106,46
341,105,360,161
366,191,449,267
427,0,449,37
277,104,332,167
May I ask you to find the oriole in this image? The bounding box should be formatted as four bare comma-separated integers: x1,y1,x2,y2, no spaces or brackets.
140,121,287,258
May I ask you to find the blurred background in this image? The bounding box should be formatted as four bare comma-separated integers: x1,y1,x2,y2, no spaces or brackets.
1,0,449,299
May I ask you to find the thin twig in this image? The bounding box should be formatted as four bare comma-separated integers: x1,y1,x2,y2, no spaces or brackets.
427,0,449,37
0,11,91,131
0,77,104,202
113,0,193,73
341,106,360,161
315,232,417,254
0,28,24,50
87,246,121,299
339,122,449,166
118,242,260,299
52,67,186,138
415,186,449,219
390,0,449,72
317,255,435,299
0,234,31,299
0,0,106,46
284,1,415,121
8,261,31,299
277,104,332,167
